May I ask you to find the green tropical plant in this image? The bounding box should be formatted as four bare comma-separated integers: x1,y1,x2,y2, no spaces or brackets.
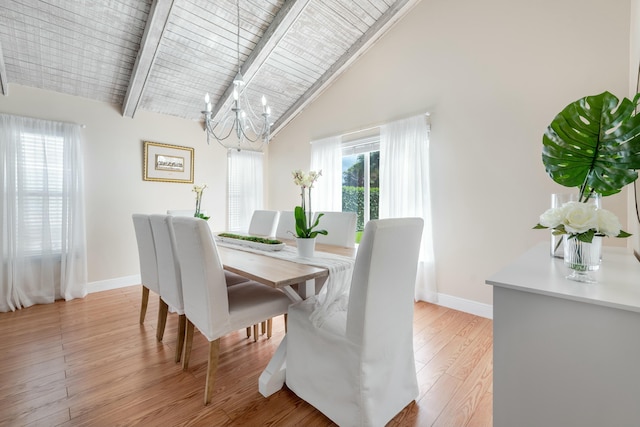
542,91,640,201
294,206,327,238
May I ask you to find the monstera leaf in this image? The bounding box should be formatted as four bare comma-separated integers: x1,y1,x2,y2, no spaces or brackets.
542,91,640,199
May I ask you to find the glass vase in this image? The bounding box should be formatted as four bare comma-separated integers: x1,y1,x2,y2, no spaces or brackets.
550,193,600,257
563,235,602,283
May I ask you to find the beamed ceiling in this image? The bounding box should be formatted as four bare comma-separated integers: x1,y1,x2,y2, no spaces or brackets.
0,0,420,138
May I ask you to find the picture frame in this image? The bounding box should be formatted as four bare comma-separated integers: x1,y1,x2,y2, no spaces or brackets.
143,141,194,183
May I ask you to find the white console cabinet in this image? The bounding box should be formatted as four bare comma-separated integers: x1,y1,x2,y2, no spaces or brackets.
487,243,640,427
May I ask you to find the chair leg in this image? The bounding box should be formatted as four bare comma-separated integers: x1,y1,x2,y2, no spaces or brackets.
267,318,272,339
284,313,288,333
261,321,266,335
246,327,251,338
175,314,186,363
182,319,195,371
253,324,259,342
140,286,149,324
204,339,221,405
156,298,168,341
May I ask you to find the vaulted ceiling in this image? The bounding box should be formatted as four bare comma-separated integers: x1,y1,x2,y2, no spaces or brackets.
0,0,419,138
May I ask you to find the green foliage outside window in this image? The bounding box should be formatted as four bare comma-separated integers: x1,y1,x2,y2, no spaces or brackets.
342,186,379,231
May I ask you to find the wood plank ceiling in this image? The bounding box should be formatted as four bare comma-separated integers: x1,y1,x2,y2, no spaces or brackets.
0,0,419,138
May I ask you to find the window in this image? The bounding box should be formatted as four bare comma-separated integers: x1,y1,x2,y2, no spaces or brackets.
18,132,65,254
1,114,87,311
227,150,264,231
342,136,379,242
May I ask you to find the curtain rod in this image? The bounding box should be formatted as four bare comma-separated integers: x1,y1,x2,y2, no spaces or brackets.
313,112,430,141
1,112,86,128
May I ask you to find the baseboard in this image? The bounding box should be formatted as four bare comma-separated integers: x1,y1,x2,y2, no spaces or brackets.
87,275,140,294
435,293,493,319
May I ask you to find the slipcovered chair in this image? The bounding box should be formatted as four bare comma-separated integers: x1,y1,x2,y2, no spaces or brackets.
149,214,187,363
167,210,249,287
275,210,296,240
247,210,279,237
285,218,424,426
313,211,357,248
166,209,198,217
132,214,160,325
167,210,261,339
171,216,291,405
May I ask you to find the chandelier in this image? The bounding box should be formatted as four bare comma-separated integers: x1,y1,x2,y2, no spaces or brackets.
201,0,271,151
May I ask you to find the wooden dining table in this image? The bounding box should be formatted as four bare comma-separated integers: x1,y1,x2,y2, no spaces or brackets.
216,238,357,397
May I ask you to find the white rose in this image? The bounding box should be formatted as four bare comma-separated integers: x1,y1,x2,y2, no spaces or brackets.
539,206,565,228
597,208,622,237
562,201,598,234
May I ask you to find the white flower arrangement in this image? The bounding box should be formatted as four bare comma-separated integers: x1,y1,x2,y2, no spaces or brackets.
291,170,327,239
534,201,630,242
192,183,210,220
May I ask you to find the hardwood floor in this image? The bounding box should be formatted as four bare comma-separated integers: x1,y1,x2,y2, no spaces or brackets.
0,286,493,426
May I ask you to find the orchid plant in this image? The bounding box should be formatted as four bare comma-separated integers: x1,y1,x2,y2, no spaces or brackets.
292,170,327,239
192,184,210,220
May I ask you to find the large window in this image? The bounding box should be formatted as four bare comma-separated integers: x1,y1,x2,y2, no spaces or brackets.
227,149,263,232
1,114,87,311
342,136,379,242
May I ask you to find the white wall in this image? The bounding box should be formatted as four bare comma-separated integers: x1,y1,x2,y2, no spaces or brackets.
0,85,228,288
268,0,632,306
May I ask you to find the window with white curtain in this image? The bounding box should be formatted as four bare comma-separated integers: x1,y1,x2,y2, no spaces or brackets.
1,114,87,312
227,149,264,232
311,114,436,301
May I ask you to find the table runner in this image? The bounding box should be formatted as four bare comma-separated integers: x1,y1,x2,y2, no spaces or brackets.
216,239,355,327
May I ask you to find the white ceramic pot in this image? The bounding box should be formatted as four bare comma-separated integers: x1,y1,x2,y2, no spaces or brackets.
296,237,316,258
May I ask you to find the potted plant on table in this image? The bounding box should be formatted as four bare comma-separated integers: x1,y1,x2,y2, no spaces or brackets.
292,169,327,257
192,183,210,220
534,91,640,281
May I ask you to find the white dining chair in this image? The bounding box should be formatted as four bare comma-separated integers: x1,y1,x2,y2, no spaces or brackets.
313,211,357,248
275,210,296,240
167,209,195,217
171,216,291,405
285,218,424,426
247,210,279,237
149,214,187,363
168,210,261,338
132,214,160,325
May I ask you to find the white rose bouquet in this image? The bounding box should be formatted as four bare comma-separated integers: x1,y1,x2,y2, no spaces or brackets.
534,201,630,242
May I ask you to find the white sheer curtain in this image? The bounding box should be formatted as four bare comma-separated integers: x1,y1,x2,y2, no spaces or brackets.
227,149,263,232
0,114,88,312
310,135,342,211
379,114,437,302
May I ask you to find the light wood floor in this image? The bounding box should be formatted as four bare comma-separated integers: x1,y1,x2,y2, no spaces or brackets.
0,286,493,426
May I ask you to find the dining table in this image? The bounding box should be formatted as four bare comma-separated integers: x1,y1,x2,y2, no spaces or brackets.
216,237,357,397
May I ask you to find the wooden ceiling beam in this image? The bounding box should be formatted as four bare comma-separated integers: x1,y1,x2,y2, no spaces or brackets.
270,0,421,137
210,0,313,122
122,0,175,118
0,40,8,95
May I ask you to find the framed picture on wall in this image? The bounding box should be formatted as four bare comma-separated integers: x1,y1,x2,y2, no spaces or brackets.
143,141,194,183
